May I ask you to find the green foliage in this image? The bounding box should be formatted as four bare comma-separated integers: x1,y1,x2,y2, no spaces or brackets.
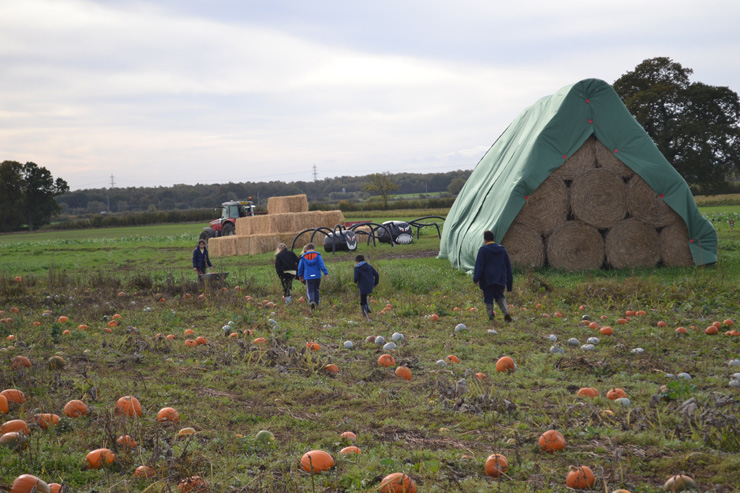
613,57,740,193
0,160,69,231
363,172,400,210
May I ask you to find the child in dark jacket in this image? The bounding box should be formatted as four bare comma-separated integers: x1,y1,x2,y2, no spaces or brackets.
472,230,513,324
275,243,300,303
353,254,379,320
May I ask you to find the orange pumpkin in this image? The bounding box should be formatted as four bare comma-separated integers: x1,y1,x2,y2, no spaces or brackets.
14,276,22,283
606,388,627,400
378,472,417,493
85,448,116,468
133,465,156,478
306,341,321,351
253,337,267,345
723,319,734,326
115,395,142,417
49,483,63,493
395,366,412,380
378,354,396,367
184,329,195,336
0,394,8,414
323,364,339,373
10,474,51,493
538,430,566,453
184,339,197,347
57,316,68,323
476,372,487,381
1,388,26,404
107,320,118,328
675,327,688,334
300,450,335,473
484,453,509,477
62,330,71,336
78,324,89,330
10,356,31,370
445,354,460,364
63,399,88,418
705,325,719,335
339,445,361,454
599,326,613,336
33,413,60,430
588,321,600,330
177,476,208,492
625,310,636,316
635,310,646,316
496,356,515,373
117,434,138,449
166,334,176,340
577,387,600,398
157,407,180,423
657,321,667,327
566,465,595,489
195,336,207,345
712,321,722,329
429,314,440,322
340,431,357,441
1,419,30,435
0,431,28,449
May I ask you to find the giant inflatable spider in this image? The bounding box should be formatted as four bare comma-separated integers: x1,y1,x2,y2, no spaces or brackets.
290,215,445,254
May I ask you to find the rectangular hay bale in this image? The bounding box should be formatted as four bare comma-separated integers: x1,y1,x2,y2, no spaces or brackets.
267,194,309,214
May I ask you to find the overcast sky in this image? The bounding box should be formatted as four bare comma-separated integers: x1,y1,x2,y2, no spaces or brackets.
2,0,739,190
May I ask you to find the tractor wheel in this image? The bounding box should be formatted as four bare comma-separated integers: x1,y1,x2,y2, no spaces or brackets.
222,223,235,236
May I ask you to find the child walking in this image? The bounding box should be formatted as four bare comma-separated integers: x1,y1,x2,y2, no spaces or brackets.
297,243,329,310
353,254,379,320
274,243,299,303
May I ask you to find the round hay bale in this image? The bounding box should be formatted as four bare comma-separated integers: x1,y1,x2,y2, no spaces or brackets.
626,175,681,228
501,224,545,269
594,139,634,179
547,221,604,271
552,136,596,181
659,221,694,267
513,175,568,236
570,168,627,228
605,219,660,269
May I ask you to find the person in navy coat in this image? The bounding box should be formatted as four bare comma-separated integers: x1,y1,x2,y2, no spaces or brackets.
472,230,513,323
353,254,379,320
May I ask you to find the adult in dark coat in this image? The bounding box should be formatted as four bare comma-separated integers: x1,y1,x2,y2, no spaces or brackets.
472,230,513,323
275,243,300,303
192,239,213,276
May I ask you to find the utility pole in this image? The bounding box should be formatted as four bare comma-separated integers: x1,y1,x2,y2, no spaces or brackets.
312,164,318,182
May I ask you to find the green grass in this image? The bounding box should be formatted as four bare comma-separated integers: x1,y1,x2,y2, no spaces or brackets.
1,212,740,491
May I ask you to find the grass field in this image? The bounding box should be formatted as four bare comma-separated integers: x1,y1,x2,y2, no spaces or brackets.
1,209,740,492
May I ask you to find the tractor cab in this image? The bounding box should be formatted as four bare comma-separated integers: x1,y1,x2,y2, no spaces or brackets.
219,199,255,219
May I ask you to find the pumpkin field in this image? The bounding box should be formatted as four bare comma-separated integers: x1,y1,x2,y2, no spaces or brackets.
1,207,740,492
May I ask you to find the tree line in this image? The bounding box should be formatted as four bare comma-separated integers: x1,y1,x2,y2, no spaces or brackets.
3,57,739,232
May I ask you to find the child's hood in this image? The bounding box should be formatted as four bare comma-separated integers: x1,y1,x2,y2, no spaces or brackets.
302,251,322,265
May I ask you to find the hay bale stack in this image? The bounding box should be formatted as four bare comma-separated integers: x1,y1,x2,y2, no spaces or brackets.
501,224,546,269
594,140,634,179
605,219,660,269
211,236,238,257
570,168,627,228
547,221,604,271
512,175,568,236
626,176,681,228
551,136,596,181
235,210,346,236
659,220,694,267
267,194,309,214
235,236,252,256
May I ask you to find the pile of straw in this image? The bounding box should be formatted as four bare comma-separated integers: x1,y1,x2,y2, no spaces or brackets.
501,224,545,269
500,136,699,271
511,175,568,236
659,221,694,267
236,211,345,236
552,136,596,181
570,168,627,228
546,221,604,271
210,236,238,258
267,194,309,215
626,176,681,228
594,140,634,179
605,219,659,269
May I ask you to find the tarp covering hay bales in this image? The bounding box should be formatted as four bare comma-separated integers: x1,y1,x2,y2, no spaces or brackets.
267,194,309,215
511,175,568,236
605,219,660,269
660,221,694,267
500,224,545,269
570,168,627,229
547,221,604,271
440,78,716,271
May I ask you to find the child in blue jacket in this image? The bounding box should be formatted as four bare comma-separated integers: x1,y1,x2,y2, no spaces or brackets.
353,254,379,320
297,243,329,310
472,230,513,323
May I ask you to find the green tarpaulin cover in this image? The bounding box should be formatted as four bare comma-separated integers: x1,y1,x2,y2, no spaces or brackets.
439,78,717,271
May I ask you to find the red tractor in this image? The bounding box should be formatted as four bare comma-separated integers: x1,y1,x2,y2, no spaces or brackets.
199,199,256,242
